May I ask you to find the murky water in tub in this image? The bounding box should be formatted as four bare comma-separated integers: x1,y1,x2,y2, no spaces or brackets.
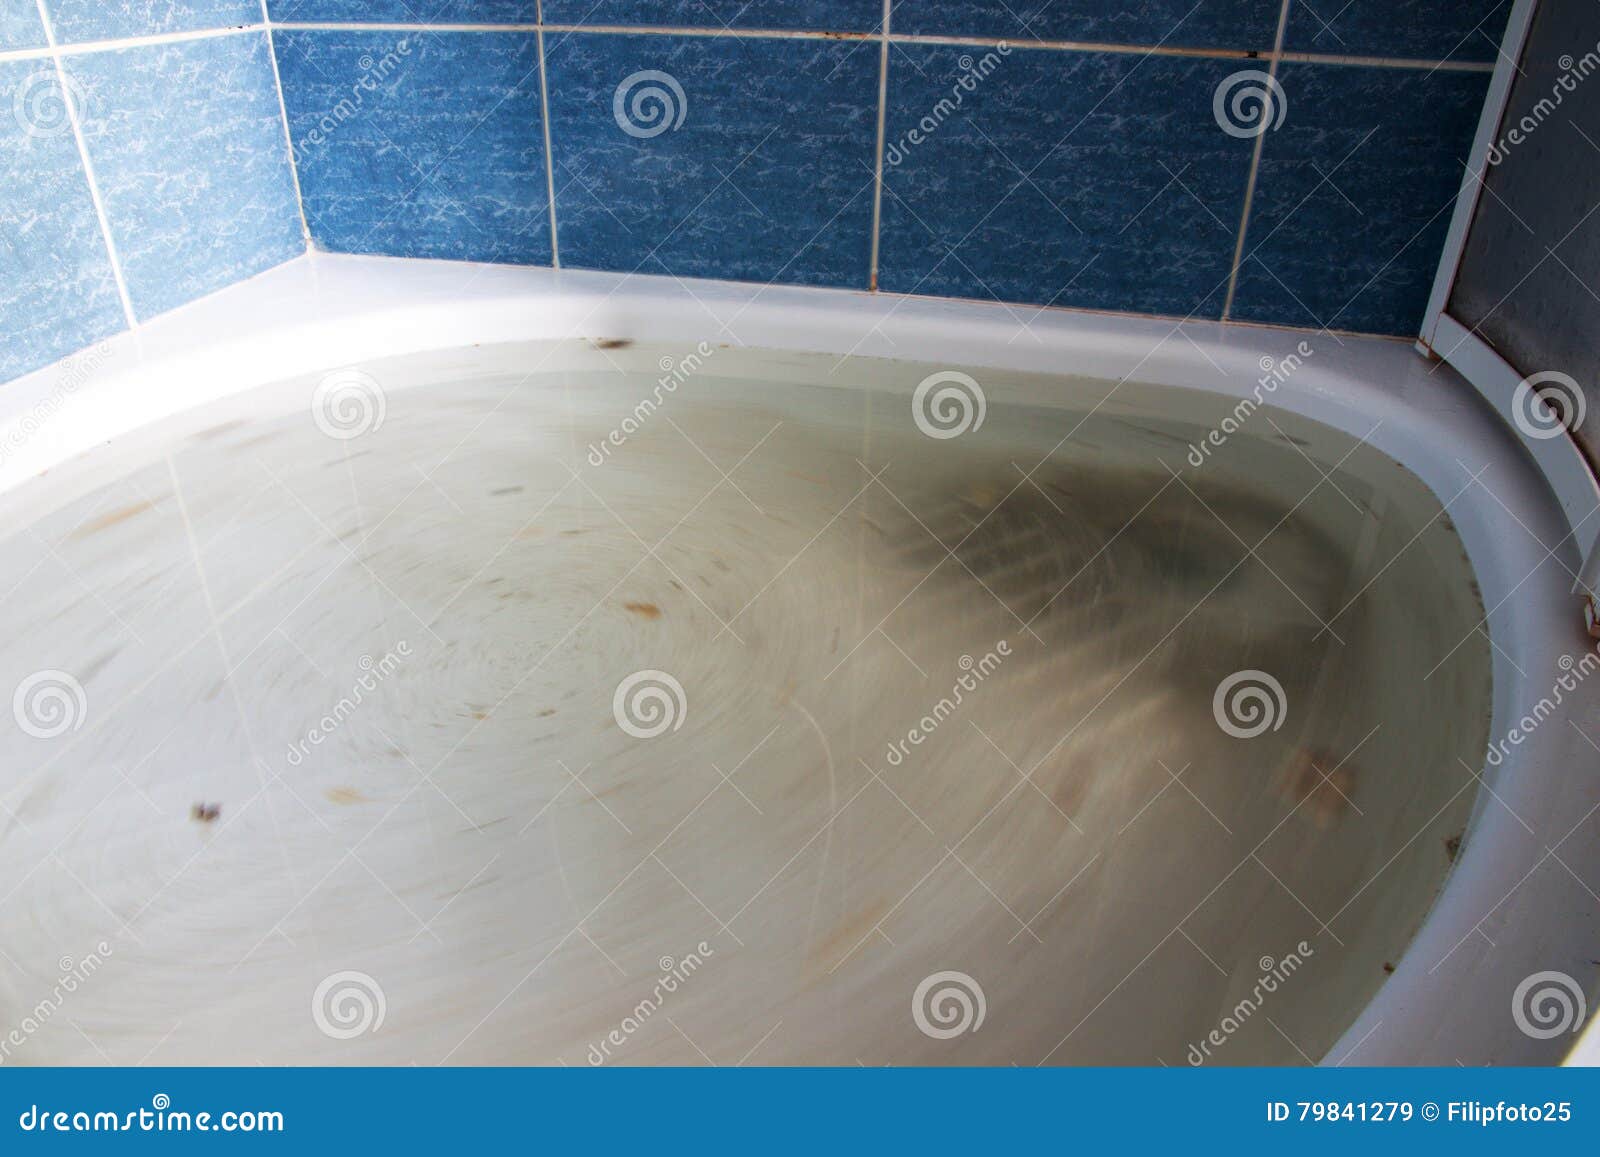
0,341,1489,1065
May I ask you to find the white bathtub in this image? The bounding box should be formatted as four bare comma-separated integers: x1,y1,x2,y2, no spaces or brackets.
2,252,1596,1065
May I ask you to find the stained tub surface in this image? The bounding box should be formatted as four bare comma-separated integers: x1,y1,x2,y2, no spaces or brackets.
0,335,1495,1065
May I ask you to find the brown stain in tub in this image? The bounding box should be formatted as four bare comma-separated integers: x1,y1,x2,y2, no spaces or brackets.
326,787,368,805
810,899,893,972
191,419,250,441
71,500,157,539
624,601,662,619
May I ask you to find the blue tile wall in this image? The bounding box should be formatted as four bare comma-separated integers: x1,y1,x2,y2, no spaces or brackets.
0,60,127,381
0,1,45,51
1,0,1507,388
880,46,1255,318
47,1,258,44
545,32,877,287
1230,63,1490,336
276,29,550,264
892,0,1280,50
1284,0,1512,64
541,1,881,32
64,32,303,319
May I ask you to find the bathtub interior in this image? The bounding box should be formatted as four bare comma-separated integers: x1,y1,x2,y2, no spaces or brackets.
0,335,1498,1065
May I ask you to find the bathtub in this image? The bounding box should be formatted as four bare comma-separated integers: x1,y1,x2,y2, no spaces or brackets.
1,252,1595,1066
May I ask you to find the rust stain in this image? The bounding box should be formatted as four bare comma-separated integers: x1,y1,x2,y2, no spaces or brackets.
190,802,221,823
810,899,892,972
325,787,367,805
1275,747,1356,828
191,419,249,441
71,500,156,539
592,338,633,350
624,601,662,619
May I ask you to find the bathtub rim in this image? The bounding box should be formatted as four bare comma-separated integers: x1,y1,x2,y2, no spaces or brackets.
2,251,1595,1066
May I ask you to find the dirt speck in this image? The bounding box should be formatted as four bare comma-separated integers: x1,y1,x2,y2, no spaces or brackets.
592,338,632,350
624,601,662,619
325,787,367,805
1444,832,1463,861
190,802,221,823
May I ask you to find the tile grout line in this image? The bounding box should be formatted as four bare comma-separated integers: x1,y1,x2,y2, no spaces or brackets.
0,23,262,62
1221,0,1293,322
867,0,891,292
33,0,137,330
260,2,312,252
0,23,1499,73
536,13,561,268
